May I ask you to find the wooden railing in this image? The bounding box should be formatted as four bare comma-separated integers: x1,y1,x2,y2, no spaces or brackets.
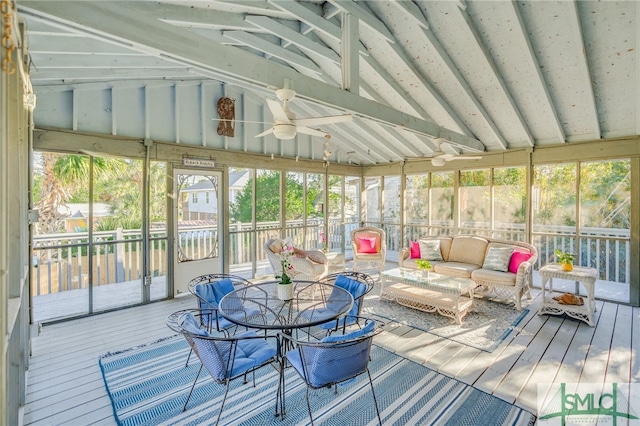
32,222,630,297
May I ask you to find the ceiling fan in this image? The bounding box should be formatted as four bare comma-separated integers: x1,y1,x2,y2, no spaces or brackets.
429,139,482,166
254,85,352,140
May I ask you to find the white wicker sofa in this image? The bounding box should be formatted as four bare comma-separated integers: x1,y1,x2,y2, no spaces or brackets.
400,235,538,310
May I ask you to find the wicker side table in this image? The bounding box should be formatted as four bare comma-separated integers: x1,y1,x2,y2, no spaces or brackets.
538,264,598,327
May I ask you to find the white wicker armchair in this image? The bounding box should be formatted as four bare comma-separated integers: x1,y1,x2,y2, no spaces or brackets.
351,227,386,273
264,238,328,281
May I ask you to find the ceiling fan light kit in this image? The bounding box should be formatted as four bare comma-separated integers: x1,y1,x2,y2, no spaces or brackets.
249,84,352,140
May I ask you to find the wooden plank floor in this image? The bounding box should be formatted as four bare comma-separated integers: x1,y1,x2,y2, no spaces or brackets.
22,276,636,425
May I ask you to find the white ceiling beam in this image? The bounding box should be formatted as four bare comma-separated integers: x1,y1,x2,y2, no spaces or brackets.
453,4,534,148
296,102,385,163
132,2,252,31
566,0,601,140
270,0,369,56
340,12,359,93
327,0,394,43
19,0,484,152
510,1,566,144
30,68,195,82
29,53,183,69
222,30,322,74
360,49,434,122
244,15,340,65
394,3,507,150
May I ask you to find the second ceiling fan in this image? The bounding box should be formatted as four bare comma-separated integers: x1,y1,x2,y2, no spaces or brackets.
255,84,352,140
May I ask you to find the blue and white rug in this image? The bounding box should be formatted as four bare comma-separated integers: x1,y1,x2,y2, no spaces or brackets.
362,294,529,352
99,335,536,425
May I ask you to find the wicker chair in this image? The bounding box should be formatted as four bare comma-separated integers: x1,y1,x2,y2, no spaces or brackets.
351,227,386,273
167,309,278,425
281,316,383,426
264,238,328,281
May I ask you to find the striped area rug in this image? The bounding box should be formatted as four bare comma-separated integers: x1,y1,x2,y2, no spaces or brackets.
99,335,536,426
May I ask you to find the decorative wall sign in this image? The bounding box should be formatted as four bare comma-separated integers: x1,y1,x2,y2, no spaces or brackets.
216,97,235,137
182,157,216,168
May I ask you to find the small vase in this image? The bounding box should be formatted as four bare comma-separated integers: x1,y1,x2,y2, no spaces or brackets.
561,263,573,272
277,283,294,301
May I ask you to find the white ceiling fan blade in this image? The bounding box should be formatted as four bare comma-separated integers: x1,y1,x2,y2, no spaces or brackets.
297,126,331,139
254,128,274,138
265,98,290,123
295,114,353,127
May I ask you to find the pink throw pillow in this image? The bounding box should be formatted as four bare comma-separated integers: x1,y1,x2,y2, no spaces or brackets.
357,236,377,254
410,241,421,259
508,250,533,274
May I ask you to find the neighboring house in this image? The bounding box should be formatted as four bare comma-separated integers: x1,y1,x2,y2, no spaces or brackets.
59,203,111,232
180,170,250,220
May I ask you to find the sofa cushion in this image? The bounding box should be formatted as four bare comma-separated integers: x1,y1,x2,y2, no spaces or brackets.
355,231,381,252
418,239,443,261
509,249,533,274
447,236,488,266
410,241,421,258
433,262,479,279
482,245,515,272
471,268,516,286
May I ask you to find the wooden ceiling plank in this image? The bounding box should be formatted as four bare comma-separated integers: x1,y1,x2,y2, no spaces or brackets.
222,30,322,74
414,12,509,150
19,0,484,152
30,53,184,69
30,68,195,82
327,0,394,43
455,4,535,148
566,0,601,140
393,1,499,147
361,54,434,122
134,2,252,31
245,15,340,64
511,1,567,143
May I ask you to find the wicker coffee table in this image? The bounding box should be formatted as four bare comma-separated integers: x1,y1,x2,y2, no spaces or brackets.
381,267,476,324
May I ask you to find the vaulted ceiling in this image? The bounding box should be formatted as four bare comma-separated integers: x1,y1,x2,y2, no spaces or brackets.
18,1,638,166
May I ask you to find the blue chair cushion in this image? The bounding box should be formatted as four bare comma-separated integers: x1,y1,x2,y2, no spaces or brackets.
195,278,234,308
334,275,367,317
287,323,374,388
182,312,209,336
195,279,238,331
322,320,375,343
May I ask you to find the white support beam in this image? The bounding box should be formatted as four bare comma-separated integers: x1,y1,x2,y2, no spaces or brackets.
566,0,601,140
134,2,252,31
19,0,484,152
271,0,370,57
510,1,566,144
340,12,359,93
454,4,534,147
222,31,322,75
327,0,394,43
400,5,508,150
245,15,340,65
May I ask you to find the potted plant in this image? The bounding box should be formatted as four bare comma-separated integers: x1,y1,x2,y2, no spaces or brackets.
276,244,294,300
415,259,432,278
555,249,575,272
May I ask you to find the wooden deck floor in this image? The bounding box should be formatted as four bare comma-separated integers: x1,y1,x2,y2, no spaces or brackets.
22,273,639,425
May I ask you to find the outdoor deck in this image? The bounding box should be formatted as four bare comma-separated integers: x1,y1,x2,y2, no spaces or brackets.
22,265,638,425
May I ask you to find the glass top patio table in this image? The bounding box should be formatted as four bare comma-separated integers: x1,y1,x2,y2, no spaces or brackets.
218,280,354,330
218,280,354,419
382,267,476,294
